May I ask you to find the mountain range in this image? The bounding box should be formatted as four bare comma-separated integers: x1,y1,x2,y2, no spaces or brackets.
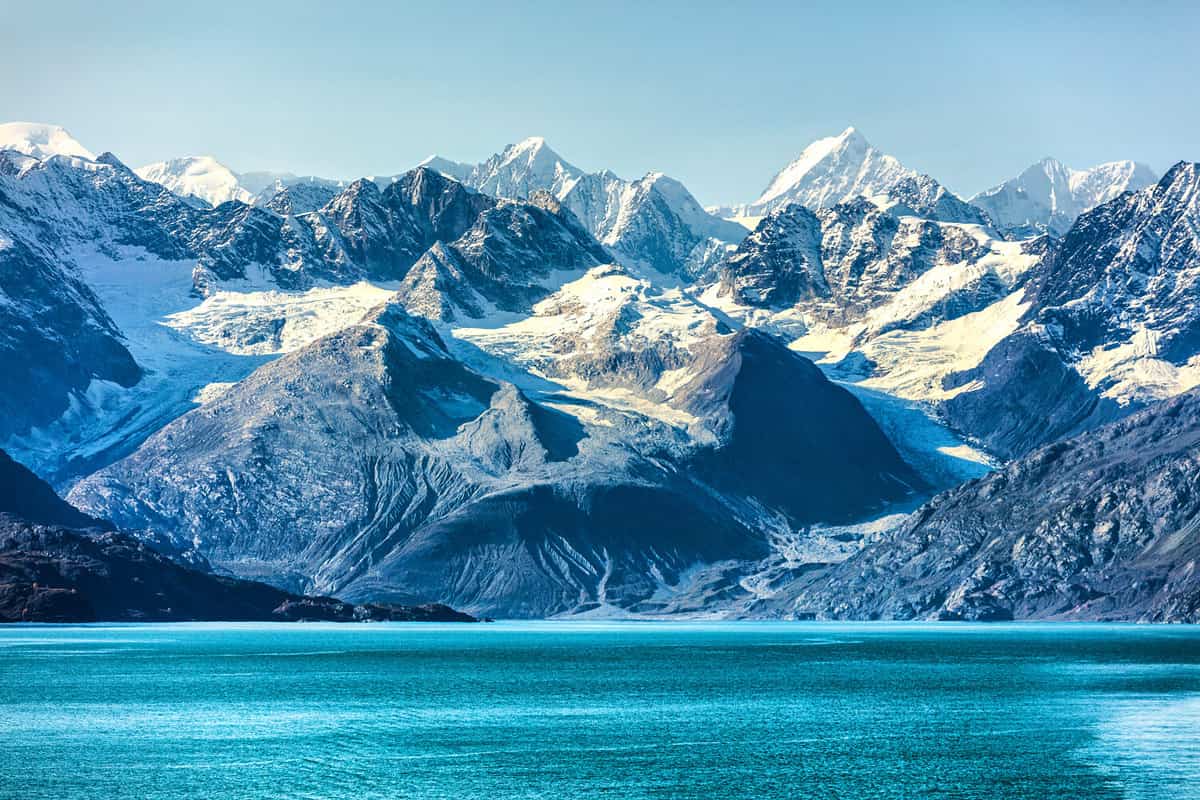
1,119,1197,620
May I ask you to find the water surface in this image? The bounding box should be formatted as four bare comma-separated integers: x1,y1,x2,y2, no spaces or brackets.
1,621,1198,799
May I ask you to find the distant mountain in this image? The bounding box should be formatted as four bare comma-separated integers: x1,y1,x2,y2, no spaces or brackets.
419,138,747,275
415,155,474,183
561,170,746,277
0,122,94,160
135,156,254,207
138,135,747,278
715,127,987,225
970,157,1158,237
136,158,349,213
786,388,1200,622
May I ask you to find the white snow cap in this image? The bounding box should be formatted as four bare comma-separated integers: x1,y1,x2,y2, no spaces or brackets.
0,122,95,160
134,156,253,207
749,125,912,214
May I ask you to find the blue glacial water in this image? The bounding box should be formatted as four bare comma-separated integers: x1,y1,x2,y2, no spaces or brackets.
2,621,1199,799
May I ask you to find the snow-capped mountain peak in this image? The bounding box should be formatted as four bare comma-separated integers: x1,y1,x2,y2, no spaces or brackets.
134,156,253,208
745,127,916,216
0,122,95,161
756,127,871,204
415,155,473,182
469,136,584,199
969,156,1158,237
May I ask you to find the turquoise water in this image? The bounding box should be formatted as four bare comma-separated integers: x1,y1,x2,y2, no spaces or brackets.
2,622,1199,799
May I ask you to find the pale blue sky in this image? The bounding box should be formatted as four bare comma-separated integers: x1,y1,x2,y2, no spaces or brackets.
3,0,1197,204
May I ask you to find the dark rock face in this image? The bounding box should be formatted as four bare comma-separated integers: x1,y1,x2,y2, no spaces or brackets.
681,330,922,523
0,449,111,530
886,174,991,226
1027,162,1200,354
787,389,1200,622
720,204,826,307
940,330,1127,460
0,521,477,623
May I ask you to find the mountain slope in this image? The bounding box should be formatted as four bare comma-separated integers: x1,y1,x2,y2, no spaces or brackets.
0,220,141,441
0,449,110,530
0,153,614,482
69,300,919,617
785,389,1200,622
970,157,1158,237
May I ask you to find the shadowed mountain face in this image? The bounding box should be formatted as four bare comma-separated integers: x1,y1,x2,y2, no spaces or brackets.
0,229,140,439
785,389,1200,622
0,449,111,530
681,330,922,523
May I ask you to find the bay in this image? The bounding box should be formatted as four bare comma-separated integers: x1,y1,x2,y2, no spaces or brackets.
1,621,1198,799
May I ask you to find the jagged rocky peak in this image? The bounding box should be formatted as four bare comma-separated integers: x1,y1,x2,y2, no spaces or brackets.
387,178,608,322
389,165,496,231
0,121,95,160
940,161,1200,460
415,137,747,275
716,194,997,319
415,154,474,183
970,155,1158,237
259,179,339,216
558,168,748,276
718,203,826,307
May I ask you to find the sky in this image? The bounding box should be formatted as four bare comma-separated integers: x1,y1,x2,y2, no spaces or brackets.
3,0,1198,205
